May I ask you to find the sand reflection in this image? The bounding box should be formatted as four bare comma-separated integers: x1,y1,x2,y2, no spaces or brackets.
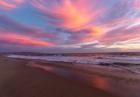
91,77,110,91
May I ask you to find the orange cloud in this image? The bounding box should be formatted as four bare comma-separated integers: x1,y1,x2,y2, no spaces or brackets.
0,32,54,46
90,26,105,37
31,0,104,31
75,26,105,43
57,0,91,30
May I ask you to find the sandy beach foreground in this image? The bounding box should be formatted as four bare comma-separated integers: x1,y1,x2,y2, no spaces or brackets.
0,56,140,97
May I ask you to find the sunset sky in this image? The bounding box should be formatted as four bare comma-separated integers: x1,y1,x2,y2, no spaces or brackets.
0,0,140,53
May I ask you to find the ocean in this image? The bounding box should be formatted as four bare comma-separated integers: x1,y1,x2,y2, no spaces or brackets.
7,53,140,74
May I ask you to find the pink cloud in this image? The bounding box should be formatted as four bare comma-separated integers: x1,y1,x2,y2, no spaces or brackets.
31,0,105,31
99,26,140,45
0,31,54,46
0,0,24,10
133,0,140,10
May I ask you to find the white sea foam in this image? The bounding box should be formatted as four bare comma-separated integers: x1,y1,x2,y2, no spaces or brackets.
7,54,140,74
7,54,140,65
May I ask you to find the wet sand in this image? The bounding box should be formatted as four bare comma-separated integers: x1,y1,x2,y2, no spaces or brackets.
0,56,118,97
27,60,140,97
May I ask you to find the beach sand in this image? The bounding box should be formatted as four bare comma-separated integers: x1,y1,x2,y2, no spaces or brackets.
0,56,118,97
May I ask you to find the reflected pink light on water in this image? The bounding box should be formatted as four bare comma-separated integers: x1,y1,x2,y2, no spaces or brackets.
91,77,110,91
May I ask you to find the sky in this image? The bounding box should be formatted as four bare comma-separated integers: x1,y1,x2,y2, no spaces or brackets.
0,0,140,53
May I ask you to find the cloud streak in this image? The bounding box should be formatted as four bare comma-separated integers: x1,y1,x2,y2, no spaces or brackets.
31,0,104,31
0,31,53,46
0,0,140,52
0,0,24,10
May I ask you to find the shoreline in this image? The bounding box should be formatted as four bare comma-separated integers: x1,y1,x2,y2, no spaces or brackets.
10,56,140,81
0,56,118,97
